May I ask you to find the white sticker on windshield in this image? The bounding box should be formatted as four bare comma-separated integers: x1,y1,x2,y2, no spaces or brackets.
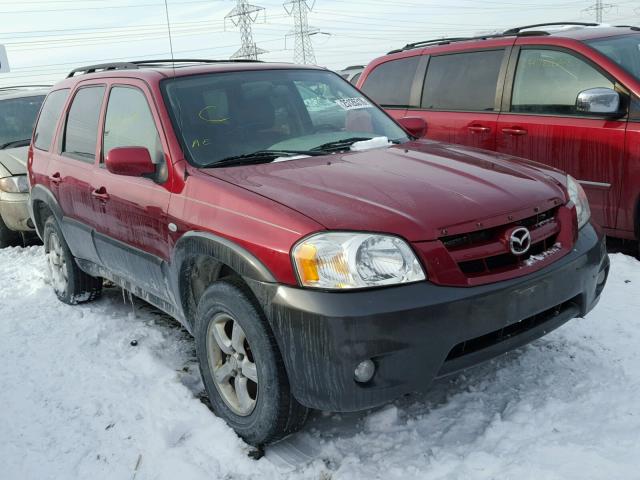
334,97,372,110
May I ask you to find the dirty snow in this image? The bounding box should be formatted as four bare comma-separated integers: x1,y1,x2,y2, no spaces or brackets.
1,246,639,479
524,242,563,267
272,155,312,163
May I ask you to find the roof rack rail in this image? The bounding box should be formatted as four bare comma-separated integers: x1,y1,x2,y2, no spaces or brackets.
344,65,365,70
503,22,598,35
130,58,263,66
387,34,504,54
67,62,139,78
614,25,640,31
67,58,263,77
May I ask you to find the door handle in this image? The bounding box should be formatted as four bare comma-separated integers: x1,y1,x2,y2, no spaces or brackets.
91,187,110,202
468,125,491,133
501,127,528,136
48,172,62,185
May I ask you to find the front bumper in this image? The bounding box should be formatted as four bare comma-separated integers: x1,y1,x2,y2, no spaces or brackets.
252,223,609,412
0,191,34,231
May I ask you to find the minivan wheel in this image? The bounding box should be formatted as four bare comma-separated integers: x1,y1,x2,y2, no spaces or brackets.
43,216,102,304
195,279,308,445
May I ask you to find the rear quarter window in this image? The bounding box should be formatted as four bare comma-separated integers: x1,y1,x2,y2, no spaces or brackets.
361,56,420,107
34,89,69,151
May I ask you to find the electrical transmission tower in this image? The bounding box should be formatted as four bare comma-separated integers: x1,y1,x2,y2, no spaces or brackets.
584,0,615,22
225,0,267,60
284,0,318,64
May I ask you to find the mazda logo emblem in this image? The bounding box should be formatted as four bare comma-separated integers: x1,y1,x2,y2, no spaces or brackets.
509,227,531,256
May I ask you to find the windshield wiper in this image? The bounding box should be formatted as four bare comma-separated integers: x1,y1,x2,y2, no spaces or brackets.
0,139,30,150
310,137,374,152
206,149,327,168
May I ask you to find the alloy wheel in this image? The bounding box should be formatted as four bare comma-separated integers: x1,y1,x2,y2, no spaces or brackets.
206,313,259,416
47,231,68,295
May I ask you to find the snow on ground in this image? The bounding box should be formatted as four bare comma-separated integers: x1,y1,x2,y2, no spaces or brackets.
1,246,639,480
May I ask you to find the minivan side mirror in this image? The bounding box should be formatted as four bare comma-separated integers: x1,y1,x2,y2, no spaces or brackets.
105,147,156,177
397,117,427,138
576,88,621,116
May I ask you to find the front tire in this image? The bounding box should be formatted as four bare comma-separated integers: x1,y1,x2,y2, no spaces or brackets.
43,216,102,304
195,279,308,445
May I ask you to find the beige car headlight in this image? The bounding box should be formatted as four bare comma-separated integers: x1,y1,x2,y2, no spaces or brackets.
292,232,426,289
566,175,591,229
0,175,29,193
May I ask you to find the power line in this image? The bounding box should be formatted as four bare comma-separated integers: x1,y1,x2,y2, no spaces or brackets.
225,0,267,60
0,0,223,15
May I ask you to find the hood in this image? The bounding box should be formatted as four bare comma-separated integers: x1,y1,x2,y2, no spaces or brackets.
203,141,568,241
0,146,28,176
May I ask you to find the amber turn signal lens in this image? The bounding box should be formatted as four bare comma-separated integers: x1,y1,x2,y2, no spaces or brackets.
294,243,320,284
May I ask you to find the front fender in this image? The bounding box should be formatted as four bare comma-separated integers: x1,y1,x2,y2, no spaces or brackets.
169,231,277,328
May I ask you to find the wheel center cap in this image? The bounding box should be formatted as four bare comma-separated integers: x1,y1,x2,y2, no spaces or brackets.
229,354,241,373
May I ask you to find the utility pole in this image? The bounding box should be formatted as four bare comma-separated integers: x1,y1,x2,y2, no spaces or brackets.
584,0,615,22
284,0,317,65
225,0,266,60
595,0,604,22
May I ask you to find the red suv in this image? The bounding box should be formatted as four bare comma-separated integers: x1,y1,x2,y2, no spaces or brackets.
29,59,608,445
359,23,640,251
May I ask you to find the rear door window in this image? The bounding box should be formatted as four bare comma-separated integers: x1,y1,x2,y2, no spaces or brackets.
34,89,68,151
361,56,421,107
421,50,505,112
511,49,614,115
63,86,105,162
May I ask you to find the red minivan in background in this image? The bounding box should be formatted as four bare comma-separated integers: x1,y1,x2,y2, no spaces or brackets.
358,23,640,252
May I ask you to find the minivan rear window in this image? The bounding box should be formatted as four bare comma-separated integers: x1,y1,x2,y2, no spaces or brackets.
421,50,504,112
34,89,68,151
361,56,420,107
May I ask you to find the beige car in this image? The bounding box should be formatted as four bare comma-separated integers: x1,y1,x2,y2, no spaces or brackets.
0,87,47,247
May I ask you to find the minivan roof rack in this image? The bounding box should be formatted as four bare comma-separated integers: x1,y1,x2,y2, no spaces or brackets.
67,58,263,78
344,65,365,70
387,22,616,54
503,22,599,35
387,34,504,54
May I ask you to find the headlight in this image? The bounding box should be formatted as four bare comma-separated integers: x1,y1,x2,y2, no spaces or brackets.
0,175,29,193
566,175,591,229
292,232,426,289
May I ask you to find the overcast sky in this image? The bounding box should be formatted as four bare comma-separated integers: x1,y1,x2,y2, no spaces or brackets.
0,0,639,87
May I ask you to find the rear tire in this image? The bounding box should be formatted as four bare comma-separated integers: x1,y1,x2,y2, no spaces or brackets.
43,216,102,304
195,279,308,445
0,215,20,248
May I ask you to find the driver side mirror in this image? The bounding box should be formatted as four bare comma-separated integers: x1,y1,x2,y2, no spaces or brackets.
105,147,156,177
397,117,427,138
576,88,621,116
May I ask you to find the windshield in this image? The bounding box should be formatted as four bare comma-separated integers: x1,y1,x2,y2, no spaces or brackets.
587,34,640,80
161,69,409,167
0,95,45,149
